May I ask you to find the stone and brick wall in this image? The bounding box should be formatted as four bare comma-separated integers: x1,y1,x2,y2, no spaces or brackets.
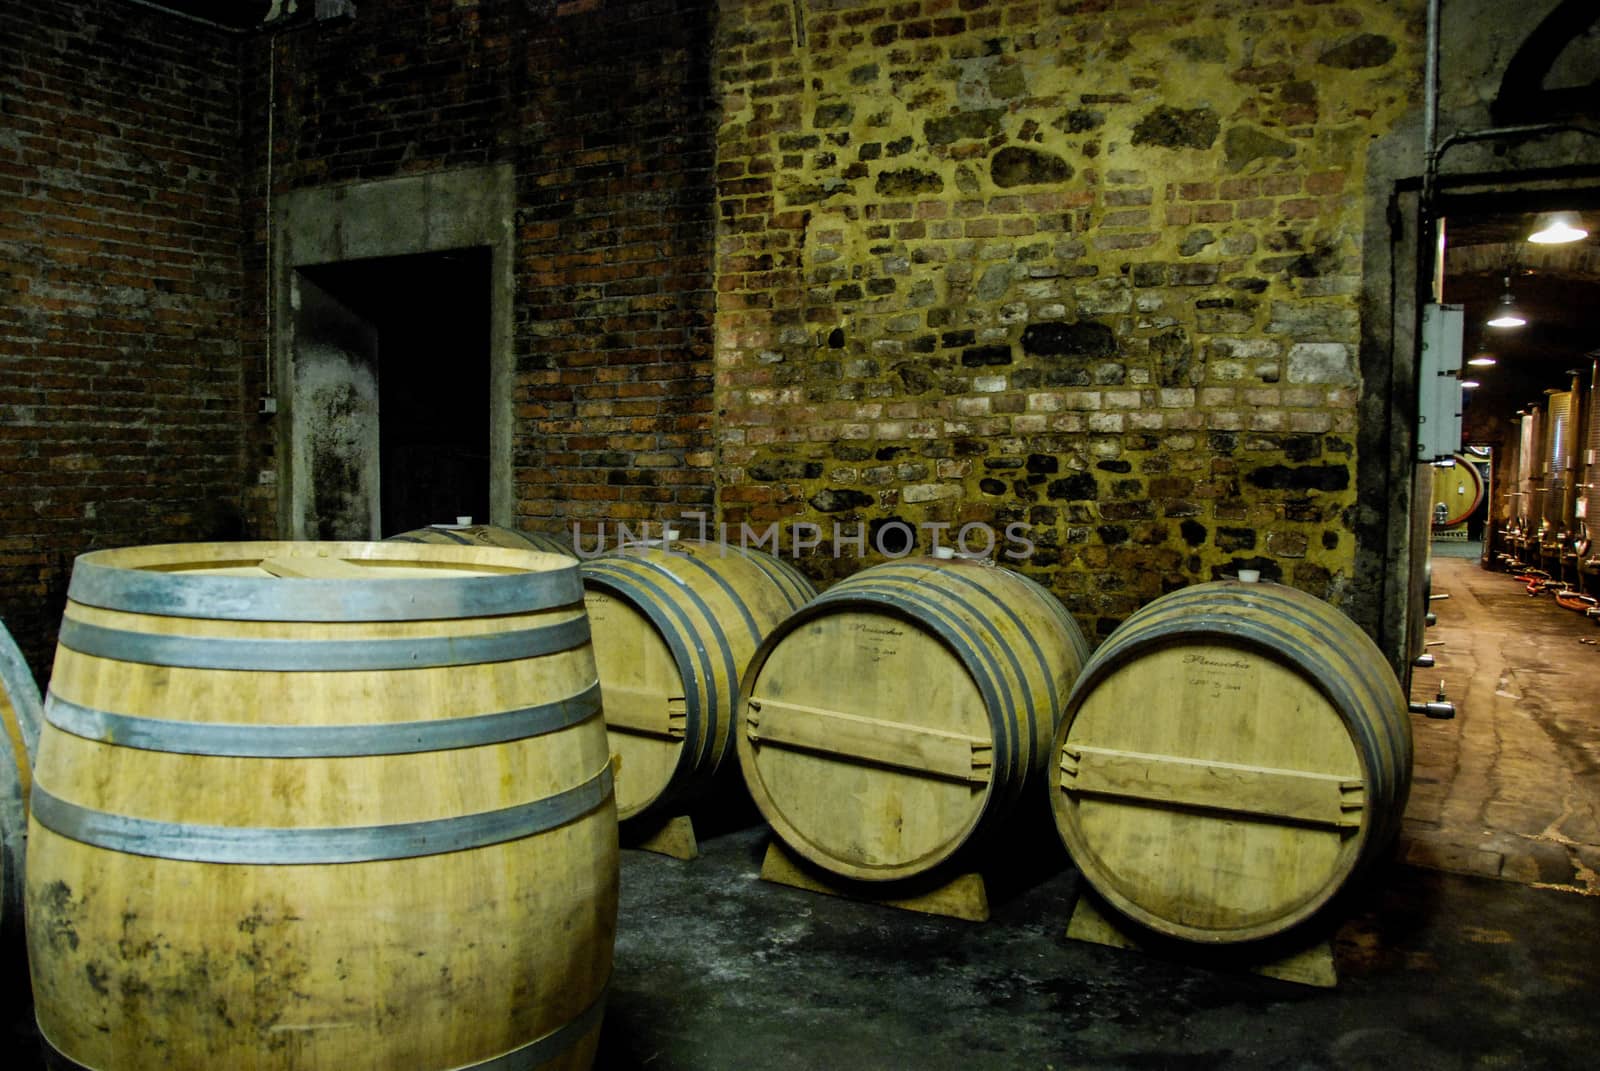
0,1,245,679
0,0,1450,679
714,0,1420,636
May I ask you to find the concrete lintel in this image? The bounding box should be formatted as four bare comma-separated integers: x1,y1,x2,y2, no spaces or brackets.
280,165,515,267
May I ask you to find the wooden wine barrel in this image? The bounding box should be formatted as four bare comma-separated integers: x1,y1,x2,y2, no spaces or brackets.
581,539,815,822
1049,579,1412,944
737,555,1090,883
0,618,41,796
0,699,22,944
388,521,575,557
0,618,40,939
1431,454,1484,529
28,541,615,1071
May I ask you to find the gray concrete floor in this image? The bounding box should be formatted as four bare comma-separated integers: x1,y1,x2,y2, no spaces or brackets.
1403,552,1600,892
598,824,1599,1071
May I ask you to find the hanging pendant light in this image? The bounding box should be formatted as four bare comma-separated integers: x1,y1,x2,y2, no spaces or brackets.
1486,275,1526,328
1528,212,1587,244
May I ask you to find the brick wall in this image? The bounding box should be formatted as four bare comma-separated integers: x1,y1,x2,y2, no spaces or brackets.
236,0,527,538
247,0,720,539
514,0,719,532
0,1,245,681
714,0,1420,637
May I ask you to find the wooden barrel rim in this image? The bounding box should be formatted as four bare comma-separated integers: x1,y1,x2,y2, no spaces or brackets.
868,559,1069,722
68,542,583,622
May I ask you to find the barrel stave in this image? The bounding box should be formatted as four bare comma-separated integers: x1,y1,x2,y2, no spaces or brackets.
581,540,815,822
738,556,1088,884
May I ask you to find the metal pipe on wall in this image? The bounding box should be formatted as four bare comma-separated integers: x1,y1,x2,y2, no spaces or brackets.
1424,0,1439,194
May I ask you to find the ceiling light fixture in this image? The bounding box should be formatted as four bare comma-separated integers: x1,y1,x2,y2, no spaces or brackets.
1466,352,1497,367
1528,212,1588,244
1486,276,1526,328
1460,379,1481,389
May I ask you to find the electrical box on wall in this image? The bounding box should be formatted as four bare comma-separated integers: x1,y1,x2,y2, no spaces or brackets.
1417,303,1464,462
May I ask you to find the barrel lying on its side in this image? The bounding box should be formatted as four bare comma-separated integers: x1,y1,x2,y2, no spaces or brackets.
581,539,815,822
387,521,575,557
737,555,1090,883
0,617,40,939
29,541,615,1071
1049,578,1412,944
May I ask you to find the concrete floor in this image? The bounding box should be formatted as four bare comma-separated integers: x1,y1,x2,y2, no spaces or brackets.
597,825,1599,1071
9,550,1600,1068
1403,551,1600,892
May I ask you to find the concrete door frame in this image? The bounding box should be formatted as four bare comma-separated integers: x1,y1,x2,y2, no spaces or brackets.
270,164,516,539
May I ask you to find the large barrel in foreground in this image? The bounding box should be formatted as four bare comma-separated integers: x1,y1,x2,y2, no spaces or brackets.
1049,579,1412,944
0,618,41,938
737,556,1090,883
581,539,815,822
29,541,615,1071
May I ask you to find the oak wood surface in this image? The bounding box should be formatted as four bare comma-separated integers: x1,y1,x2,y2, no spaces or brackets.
1049,580,1411,944
739,557,1089,884
583,541,815,823
28,541,616,1071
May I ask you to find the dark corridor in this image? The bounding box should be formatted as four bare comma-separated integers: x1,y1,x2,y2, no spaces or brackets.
299,248,492,537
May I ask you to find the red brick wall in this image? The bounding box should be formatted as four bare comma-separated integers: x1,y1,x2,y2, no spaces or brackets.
0,1,246,681
246,0,719,539
514,0,718,532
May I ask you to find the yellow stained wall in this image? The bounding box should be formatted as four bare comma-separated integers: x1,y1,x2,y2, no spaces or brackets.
713,0,1422,635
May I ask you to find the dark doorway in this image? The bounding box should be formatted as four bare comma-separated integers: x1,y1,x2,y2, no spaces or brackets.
298,248,492,537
